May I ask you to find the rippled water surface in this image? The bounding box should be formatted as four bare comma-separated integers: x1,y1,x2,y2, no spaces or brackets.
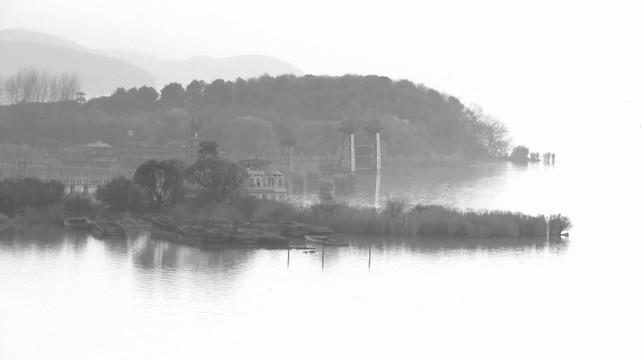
1,153,640,359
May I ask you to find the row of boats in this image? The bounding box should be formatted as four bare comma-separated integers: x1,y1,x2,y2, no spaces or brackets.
63,216,349,247
149,216,348,247
63,216,127,238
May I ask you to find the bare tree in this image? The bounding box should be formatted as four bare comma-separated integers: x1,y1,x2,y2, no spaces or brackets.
1,67,82,104
4,75,21,104
468,103,511,156
48,74,60,102
19,68,39,103
34,69,51,103
58,72,81,101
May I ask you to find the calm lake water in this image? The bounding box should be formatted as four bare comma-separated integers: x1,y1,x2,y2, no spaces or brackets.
1,138,640,359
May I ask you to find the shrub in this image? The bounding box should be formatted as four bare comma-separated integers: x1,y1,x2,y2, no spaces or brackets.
548,214,572,235
63,195,96,217
0,178,65,218
96,177,146,213
234,196,260,220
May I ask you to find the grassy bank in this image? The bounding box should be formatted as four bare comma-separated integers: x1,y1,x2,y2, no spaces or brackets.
192,199,572,238
5,194,571,239
0,204,64,225
286,202,570,238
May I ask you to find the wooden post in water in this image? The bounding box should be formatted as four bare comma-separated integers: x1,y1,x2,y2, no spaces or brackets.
368,244,372,270
321,244,325,270
374,170,381,210
287,248,290,268
547,223,550,240
546,222,550,248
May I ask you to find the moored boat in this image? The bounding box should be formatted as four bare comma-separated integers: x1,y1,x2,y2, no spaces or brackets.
123,218,151,229
150,226,178,238
63,216,92,230
304,235,348,246
242,221,281,233
228,228,262,245
306,225,334,236
176,225,208,245
179,225,207,238
258,231,292,247
280,221,308,238
92,221,127,238
204,227,230,244
150,216,178,232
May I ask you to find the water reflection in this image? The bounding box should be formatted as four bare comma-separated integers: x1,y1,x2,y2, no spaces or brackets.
0,225,566,269
346,234,568,256
129,231,259,273
0,158,616,360
0,224,87,255
291,162,541,209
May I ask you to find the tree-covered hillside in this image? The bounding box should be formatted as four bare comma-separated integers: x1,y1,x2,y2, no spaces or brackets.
0,73,510,163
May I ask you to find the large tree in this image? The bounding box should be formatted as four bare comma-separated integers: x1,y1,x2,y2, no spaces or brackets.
467,104,510,156
185,157,245,204
510,145,529,161
198,141,219,158
96,177,145,212
133,159,185,210
159,82,185,109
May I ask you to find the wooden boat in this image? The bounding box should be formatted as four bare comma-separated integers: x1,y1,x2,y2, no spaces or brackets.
92,221,127,238
258,231,292,247
228,228,262,245
63,216,92,230
306,225,334,236
304,235,348,246
150,216,178,232
175,225,208,246
179,225,207,239
243,221,281,233
280,221,309,238
123,218,151,229
150,226,178,238
204,227,230,244
204,218,233,229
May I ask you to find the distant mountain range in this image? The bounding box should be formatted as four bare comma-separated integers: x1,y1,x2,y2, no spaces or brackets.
0,29,303,98
99,49,304,88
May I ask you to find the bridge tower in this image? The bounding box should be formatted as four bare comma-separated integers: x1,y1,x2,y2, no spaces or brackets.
365,120,383,171
185,117,201,162
279,137,296,172
338,121,358,172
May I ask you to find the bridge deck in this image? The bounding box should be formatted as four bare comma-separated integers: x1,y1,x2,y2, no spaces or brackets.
0,162,135,186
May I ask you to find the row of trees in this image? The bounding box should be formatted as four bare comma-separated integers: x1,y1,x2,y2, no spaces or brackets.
97,143,245,212
91,75,511,159
0,67,82,104
0,178,65,218
0,73,513,161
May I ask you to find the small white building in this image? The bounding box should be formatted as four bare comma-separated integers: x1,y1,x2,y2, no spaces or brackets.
240,170,288,201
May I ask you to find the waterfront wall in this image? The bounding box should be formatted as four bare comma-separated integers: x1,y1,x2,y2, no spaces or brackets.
0,162,135,195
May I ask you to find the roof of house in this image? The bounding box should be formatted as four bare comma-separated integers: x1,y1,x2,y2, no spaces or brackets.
85,141,112,148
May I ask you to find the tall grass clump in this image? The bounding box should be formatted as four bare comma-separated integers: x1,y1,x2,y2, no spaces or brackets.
285,202,567,238
547,214,572,235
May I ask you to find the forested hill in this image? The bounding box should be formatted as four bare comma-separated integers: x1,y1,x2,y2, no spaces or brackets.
0,74,510,162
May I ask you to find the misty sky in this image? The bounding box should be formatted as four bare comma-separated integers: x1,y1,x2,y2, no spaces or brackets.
1,0,639,157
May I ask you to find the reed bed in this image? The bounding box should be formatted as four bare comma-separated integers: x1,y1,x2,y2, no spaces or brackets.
118,196,572,239
247,200,571,238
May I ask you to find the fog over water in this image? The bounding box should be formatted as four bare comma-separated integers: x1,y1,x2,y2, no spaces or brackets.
1,137,639,359
2,1,640,358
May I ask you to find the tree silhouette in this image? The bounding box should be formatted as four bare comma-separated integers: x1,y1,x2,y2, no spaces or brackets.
133,159,185,210
185,157,245,204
